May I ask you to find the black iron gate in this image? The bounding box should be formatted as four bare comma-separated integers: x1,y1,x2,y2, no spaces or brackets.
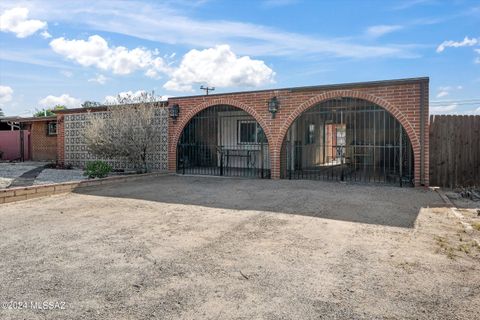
177,105,270,178
283,98,414,186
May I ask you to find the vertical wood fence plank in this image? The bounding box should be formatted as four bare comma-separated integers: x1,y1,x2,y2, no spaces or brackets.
429,115,480,188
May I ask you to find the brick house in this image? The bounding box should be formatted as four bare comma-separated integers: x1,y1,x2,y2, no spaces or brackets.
55,77,429,187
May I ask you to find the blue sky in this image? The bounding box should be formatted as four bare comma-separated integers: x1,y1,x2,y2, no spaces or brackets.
0,0,479,116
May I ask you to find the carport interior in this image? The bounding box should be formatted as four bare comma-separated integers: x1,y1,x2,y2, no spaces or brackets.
282,98,414,186
177,105,270,178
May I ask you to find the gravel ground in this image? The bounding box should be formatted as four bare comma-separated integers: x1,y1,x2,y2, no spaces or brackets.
33,169,86,185
0,176,479,319
0,162,48,189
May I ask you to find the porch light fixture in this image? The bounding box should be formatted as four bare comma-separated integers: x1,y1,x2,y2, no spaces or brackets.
169,103,180,120
268,96,279,118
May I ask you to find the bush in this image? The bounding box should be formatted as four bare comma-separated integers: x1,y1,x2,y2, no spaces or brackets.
84,161,112,179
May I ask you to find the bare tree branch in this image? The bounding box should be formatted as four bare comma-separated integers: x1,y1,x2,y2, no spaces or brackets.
83,103,161,173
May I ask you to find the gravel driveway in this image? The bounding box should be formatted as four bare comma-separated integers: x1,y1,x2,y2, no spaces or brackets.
0,176,479,319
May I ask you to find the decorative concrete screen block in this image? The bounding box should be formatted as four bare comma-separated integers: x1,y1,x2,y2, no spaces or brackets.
64,107,169,171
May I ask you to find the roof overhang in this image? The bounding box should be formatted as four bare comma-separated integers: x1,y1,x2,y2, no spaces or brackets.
0,116,57,123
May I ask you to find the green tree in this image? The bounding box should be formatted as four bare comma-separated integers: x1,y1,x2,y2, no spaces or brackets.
34,105,66,117
0,107,4,117
82,101,101,108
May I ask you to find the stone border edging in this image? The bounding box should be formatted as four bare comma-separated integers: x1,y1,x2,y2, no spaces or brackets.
0,172,168,204
435,188,480,247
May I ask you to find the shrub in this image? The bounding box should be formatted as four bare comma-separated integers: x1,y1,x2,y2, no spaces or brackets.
84,161,112,179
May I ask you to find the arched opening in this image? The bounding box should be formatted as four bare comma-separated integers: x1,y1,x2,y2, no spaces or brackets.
177,105,270,178
281,97,414,186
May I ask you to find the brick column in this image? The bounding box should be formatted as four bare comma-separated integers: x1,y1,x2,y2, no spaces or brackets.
56,114,65,166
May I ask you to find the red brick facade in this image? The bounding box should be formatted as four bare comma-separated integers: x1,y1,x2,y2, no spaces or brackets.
168,78,429,186
30,121,57,161
55,78,429,186
56,114,65,165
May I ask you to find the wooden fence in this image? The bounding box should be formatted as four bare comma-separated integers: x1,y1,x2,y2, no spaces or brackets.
429,115,480,188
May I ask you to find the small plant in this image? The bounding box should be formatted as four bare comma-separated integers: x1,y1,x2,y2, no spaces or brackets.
472,222,480,232
457,243,471,254
84,161,112,179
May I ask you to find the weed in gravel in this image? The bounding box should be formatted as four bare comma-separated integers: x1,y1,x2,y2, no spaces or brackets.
434,235,456,260
457,243,470,254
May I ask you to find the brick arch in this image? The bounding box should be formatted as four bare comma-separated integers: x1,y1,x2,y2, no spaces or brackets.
170,98,274,173
172,98,273,149
275,90,420,151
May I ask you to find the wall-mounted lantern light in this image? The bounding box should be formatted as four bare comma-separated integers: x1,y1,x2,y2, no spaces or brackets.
169,103,180,120
268,96,279,118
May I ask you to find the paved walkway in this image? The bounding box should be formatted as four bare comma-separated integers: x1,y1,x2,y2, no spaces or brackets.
0,162,48,189
1,162,86,188
8,165,47,188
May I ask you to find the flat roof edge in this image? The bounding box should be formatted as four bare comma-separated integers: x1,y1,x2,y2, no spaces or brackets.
1,116,57,122
169,77,430,100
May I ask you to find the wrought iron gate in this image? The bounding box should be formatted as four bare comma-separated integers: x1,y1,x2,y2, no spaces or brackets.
177,105,270,178
283,98,414,186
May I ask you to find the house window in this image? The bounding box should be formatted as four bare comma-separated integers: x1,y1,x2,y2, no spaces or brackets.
238,120,266,144
306,123,315,144
47,121,57,136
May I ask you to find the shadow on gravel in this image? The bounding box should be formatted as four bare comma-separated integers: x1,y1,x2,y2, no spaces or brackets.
73,175,441,228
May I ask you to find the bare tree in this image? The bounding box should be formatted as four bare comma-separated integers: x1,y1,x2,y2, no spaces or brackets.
104,90,161,105
83,102,161,173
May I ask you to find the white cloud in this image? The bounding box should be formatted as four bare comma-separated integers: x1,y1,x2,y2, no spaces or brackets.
0,7,47,38
13,0,414,59
0,85,13,105
435,85,463,98
436,36,478,53
104,90,168,104
60,70,73,78
39,94,81,108
88,74,108,85
475,49,480,64
40,30,51,39
430,103,459,115
366,25,403,38
393,0,433,10
50,35,170,76
164,45,275,92
48,33,274,91
436,90,449,98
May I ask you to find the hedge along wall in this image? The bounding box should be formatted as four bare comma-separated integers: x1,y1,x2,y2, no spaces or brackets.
62,106,169,171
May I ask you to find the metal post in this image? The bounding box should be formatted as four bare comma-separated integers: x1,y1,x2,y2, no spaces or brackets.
220,147,223,176
20,129,25,162
399,127,403,187
260,141,264,179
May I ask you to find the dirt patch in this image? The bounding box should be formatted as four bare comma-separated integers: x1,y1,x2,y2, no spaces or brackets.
0,176,478,319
